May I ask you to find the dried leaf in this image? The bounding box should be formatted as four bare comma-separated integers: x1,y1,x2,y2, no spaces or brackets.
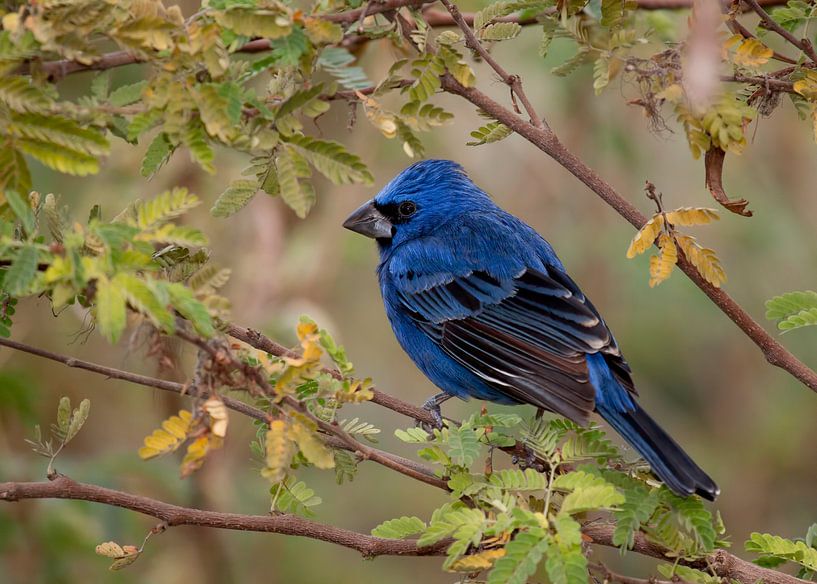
649,233,678,287
626,214,664,258
664,207,720,226
675,234,727,288
705,147,752,217
138,410,193,459
262,419,295,483
448,548,506,572
203,397,229,438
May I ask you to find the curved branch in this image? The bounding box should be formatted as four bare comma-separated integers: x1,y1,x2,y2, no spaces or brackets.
0,477,808,584
0,476,448,558
437,73,817,393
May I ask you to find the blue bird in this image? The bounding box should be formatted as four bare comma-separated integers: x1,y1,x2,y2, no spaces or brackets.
343,159,718,500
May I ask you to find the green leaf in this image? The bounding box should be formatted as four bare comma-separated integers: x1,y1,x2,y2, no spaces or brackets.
467,121,512,146
545,515,588,584
0,145,31,193
554,470,625,514
5,190,36,235
746,532,817,571
3,244,38,297
214,7,293,40
109,81,147,107
479,22,522,41
765,290,817,331
318,47,372,90
0,76,51,113
162,282,215,337
141,133,174,179
56,396,71,437
609,476,660,550
96,275,127,343
408,55,445,103
65,398,90,443
284,134,373,185
657,564,720,584
211,179,258,217
447,425,480,467
182,120,215,174
395,427,430,443
114,274,174,332
270,478,321,517
488,468,548,491
488,528,550,584
371,516,427,539
135,187,200,229
275,147,315,218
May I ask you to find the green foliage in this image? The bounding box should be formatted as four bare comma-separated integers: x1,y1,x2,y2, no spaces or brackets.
467,121,513,146
371,516,427,539
765,290,817,331
211,179,259,218
746,532,817,571
488,528,550,584
25,396,91,473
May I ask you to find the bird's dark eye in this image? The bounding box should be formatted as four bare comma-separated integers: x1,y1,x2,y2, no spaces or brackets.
398,201,417,218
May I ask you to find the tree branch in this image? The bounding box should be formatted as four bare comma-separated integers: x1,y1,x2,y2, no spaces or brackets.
583,523,812,584
435,72,817,393
0,475,448,558
742,0,817,63
0,336,446,489
0,476,808,584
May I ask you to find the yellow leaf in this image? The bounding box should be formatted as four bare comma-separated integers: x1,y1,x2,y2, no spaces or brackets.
180,434,223,477
664,207,720,226
626,214,664,258
203,397,229,438
448,549,506,572
138,410,193,460
335,378,375,403
96,541,141,570
261,419,295,483
733,38,773,68
794,71,817,101
675,234,727,288
649,233,678,287
290,420,335,469
656,83,683,103
96,541,126,558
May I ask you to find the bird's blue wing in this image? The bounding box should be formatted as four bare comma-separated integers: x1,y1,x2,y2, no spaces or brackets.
389,256,635,424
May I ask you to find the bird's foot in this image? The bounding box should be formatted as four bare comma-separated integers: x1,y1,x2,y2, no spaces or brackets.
511,444,546,473
415,392,451,433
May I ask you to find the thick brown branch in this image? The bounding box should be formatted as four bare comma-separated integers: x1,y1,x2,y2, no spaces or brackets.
0,477,806,584
583,523,812,584
437,73,817,393
0,476,448,558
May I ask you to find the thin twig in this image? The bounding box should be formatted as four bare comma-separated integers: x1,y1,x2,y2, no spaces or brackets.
742,0,817,62
439,0,547,131
0,336,445,488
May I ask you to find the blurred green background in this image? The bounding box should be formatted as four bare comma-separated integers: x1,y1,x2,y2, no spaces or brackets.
2,6,817,582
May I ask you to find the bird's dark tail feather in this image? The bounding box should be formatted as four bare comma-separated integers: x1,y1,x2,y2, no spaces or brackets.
597,402,719,501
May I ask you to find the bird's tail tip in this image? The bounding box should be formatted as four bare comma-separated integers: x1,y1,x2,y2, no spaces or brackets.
599,402,719,501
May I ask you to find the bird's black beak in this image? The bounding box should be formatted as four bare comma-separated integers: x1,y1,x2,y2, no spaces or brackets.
342,200,394,240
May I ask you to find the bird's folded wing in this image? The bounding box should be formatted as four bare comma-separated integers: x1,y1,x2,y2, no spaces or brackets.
395,267,635,423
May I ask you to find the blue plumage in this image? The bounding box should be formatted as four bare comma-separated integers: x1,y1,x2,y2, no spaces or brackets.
343,159,718,500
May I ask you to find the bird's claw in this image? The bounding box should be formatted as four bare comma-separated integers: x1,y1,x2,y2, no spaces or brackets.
513,444,546,473
415,392,449,433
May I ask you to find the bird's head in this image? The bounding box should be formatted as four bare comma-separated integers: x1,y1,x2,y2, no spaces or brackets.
342,159,492,248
